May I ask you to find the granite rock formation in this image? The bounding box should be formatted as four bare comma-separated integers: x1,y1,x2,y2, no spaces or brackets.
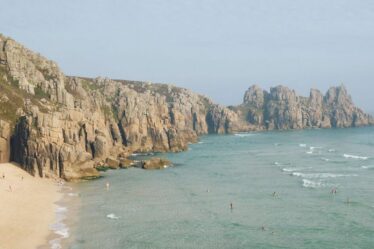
0,34,372,180
0,34,240,180
232,85,373,130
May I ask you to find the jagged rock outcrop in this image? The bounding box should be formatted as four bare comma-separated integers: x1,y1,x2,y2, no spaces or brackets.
0,34,240,180
233,84,373,130
0,33,372,180
0,120,10,163
141,158,171,170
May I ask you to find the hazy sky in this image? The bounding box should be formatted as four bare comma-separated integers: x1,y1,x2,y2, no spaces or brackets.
1,0,374,112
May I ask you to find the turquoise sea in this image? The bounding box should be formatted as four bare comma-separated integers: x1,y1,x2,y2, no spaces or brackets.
58,127,374,249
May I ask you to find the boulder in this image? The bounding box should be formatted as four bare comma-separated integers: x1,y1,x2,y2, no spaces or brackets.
119,158,134,169
106,157,120,169
142,157,171,170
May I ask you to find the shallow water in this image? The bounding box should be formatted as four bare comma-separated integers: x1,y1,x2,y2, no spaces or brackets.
65,127,374,249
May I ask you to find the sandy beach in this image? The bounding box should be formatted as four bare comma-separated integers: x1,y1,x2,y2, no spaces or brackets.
0,163,61,249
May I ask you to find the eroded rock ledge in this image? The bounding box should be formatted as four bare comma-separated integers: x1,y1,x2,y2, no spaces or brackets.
0,34,372,180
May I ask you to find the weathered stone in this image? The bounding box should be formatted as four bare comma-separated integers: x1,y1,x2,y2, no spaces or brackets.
106,157,120,169
235,84,373,130
119,158,134,169
0,120,10,163
142,157,171,170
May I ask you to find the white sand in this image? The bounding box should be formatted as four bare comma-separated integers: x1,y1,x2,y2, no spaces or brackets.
0,163,61,249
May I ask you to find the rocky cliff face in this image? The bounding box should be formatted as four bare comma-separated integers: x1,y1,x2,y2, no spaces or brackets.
233,85,373,130
0,34,241,180
0,34,372,180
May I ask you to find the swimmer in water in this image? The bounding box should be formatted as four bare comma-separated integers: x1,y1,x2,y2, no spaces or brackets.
230,203,233,210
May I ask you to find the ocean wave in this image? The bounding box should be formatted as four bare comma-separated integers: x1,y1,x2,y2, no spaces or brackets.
282,168,295,172
107,213,120,219
343,154,369,160
306,151,313,154
234,133,256,137
49,205,69,249
131,152,154,157
321,157,330,162
56,206,67,213
361,165,374,169
292,172,357,179
274,161,291,166
282,167,311,172
302,179,324,188
299,144,307,147
328,149,336,153
50,238,62,249
309,146,322,150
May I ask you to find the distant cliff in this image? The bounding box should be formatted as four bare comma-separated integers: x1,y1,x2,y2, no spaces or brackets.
231,85,373,130
0,34,372,180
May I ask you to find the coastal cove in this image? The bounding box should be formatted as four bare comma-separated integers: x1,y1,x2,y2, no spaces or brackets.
63,127,374,249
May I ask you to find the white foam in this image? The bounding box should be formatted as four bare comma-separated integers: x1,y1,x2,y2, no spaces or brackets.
292,172,357,179
234,133,256,137
131,152,154,156
107,213,119,219
306,151,313,154
67,192,79,197
310,146,322,150
282,168,295,172
49,205,69,249
299,144,307,147
49,238,62,249
274,162,281,166
302,179,324,188
282,168,297,172
343,154,368,160
198,141,204,144
361,165,374,169
56,206,67,213
51,223,69,238
321,157,330,162
328,149,336,153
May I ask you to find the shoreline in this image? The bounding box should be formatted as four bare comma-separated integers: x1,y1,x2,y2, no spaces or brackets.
42,182,80,249
0,163,62,249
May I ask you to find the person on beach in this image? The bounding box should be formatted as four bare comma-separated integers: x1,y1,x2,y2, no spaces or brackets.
9,185,12,192
2,173,4,179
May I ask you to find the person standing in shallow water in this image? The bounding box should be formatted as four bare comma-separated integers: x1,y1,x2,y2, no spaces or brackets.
230,203,233,210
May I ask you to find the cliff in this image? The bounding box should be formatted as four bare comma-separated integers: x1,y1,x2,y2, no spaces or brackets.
0,34,240,180
232,85,373,130
0,34,372,180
